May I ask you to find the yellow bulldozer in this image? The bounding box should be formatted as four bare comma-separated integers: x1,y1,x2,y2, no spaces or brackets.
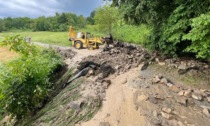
68,26,104,50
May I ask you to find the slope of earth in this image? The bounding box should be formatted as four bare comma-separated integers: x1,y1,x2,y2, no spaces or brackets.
81,64,210,126
3,42,210,126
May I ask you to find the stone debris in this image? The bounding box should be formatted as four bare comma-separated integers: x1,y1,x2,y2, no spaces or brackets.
177,97,188,106
166,82,173,87
203,108,210,118
178,90,185,96
56,48,76,59
191,93,203,101
184,89,192,97
162,107,172,114
148,96,158,104
161,111,173,120
207,96,210,103
160,78,168,84
169,85,180,93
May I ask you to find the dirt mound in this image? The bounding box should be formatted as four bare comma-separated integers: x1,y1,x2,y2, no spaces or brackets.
78,42,151,80
56,47,76,59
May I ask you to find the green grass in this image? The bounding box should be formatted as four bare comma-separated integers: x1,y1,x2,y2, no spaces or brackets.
112,24,152,45
0,31,71,46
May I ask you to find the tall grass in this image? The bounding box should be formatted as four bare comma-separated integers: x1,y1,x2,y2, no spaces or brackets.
112,24,151,45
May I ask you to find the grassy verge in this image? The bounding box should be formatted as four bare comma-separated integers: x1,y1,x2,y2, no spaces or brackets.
0,31,71,46
112,24,151,45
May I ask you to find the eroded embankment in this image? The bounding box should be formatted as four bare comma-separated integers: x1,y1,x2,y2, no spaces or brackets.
5,42,210,126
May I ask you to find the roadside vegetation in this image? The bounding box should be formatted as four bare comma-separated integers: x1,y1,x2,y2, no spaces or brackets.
0,36,64,120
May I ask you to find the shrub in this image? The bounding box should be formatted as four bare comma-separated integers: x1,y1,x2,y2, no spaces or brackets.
0,35,63,119
183,12,210,59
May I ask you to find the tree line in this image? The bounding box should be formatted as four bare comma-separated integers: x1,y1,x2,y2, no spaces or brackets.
0,12,92,32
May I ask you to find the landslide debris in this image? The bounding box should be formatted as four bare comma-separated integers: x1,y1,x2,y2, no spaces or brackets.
77,42,152,81
56,47,77,59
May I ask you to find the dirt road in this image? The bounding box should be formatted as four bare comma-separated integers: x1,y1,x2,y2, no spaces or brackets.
81,66,151,126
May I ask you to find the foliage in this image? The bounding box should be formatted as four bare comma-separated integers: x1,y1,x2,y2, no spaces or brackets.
183,12,210,59
0,36,63,119
112,0,210,59
0,12,86,32
94,4,119,34
112,24,151,45
87,11,96,25
1,35,37,56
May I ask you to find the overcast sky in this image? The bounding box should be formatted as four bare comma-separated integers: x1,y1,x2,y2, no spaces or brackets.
0,0,104,18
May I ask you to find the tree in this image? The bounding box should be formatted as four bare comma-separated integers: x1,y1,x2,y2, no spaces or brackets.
34,16,50,31
94,4,119,33
87,10,96,25
112,0,210,59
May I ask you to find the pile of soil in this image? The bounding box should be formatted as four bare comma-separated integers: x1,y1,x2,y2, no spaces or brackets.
56,47,76,59
78,42,152,80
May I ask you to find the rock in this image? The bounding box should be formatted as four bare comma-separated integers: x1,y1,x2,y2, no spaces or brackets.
169,85,180,93
102,80,111,89
207,96,210,103
149,96,158,104
99,122,110,126
184,89,192,97
125,64,131,70
192,93,203,101
155,95,164,100
158,61,166,66
88,69,94,76
177,97,188,106
122,78,127,84
115,65,121,70
161,112,173,120
160,78,168,84
152,78,160,83
152,76,161,83
178,64,187,70
153,110,158,117
178,90,185,96
203,108,210,118
166,82,173,87
162,107,172,114
155,58,159,62
157,74,163,79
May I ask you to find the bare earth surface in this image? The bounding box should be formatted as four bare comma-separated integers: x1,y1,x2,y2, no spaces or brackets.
34,42,210,126
2,42,210,126
82,66,151,126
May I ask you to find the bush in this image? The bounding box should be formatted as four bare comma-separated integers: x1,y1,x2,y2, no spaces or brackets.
183,12,210,59
0,35,63,119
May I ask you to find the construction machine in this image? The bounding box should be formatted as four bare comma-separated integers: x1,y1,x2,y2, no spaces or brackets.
68,26,104,50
